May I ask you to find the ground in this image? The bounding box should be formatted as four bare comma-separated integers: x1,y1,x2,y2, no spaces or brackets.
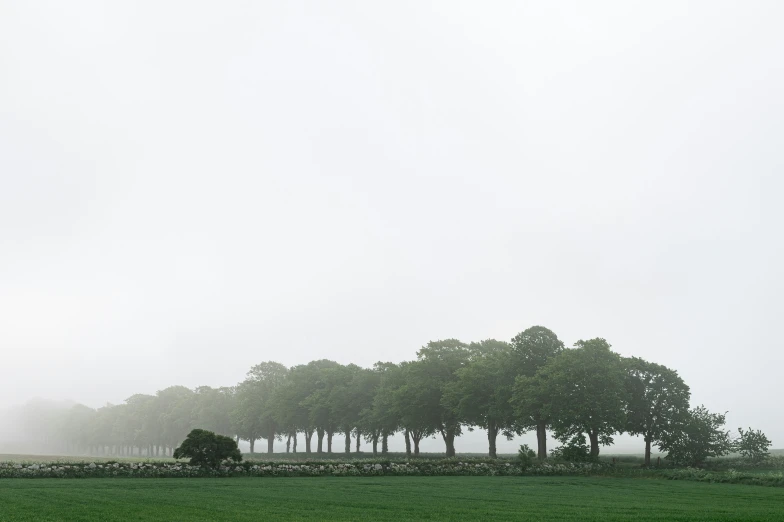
1,476,783,521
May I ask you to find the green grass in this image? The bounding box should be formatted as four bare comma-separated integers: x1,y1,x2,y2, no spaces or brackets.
2,477,784,521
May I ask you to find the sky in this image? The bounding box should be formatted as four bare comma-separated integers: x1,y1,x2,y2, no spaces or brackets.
1,0,782,453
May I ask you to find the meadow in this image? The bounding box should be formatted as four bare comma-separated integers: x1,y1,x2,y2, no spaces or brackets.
2,476,784,521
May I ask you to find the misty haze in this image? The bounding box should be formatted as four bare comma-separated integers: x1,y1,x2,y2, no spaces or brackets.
1,1,783,520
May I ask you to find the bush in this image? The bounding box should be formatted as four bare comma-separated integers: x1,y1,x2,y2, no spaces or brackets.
0,457,610,479
659,406,732,467
550,434,593,462
735,427,771,462
173,429,242,469
518,445,536,468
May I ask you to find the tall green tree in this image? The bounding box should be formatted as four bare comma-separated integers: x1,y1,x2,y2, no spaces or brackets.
509,326,564,459
231,380,265,453
364,362,405,455
301,360,343,453
390,360,435,456
527,338,628,458
243,361,289,454
408,339,471,457
624,357,691,466
444,339,519,458
325,363,365,454
269,364,316,453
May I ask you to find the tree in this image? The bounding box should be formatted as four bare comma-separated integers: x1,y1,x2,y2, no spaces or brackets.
624,357,691,466
398,340,470,457
231,380,265,453
269,364,316,453
735,427,771,462
526,338,628,458
444,339,519,458
156,386,196,456
173,428,242,469
509,326,564,459
364,362,405,455
301,360,343,453
659,405,732,467
325,364,365,454
125,394,161,456
61,404,96,455
193,386,236,438
245,361,289,454
389,360,436,456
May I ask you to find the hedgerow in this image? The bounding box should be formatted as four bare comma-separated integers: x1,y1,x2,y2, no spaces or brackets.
0,458,609,479
3,457,783,488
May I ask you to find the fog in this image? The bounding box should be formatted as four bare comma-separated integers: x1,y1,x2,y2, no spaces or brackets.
1,1,782,454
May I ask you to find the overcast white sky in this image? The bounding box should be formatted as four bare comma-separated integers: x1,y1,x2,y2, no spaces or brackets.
1,1,782,453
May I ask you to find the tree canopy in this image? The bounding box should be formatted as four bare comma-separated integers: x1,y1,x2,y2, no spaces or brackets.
173,429,242,469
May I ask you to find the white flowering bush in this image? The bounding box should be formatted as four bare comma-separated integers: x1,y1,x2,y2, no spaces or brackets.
0,457,615,479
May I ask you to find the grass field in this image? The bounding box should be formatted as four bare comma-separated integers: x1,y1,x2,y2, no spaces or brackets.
2,477,784,521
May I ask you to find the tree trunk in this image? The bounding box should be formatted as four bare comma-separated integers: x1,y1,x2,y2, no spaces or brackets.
267,432,274,454
235,435,240,444
344,430,351,454
382,433,389,455
372,435,378,456
327,431,333,453
355,429,361,452
404,429,412,457
487,422,498,458
293,433,298,453
305,429,313,453
644,437,652,467
286,434,291,453
536,419,548,460
249,439,255,453
441,427,456,457
413,437,421,456
317,429,324,454
588,431,600,458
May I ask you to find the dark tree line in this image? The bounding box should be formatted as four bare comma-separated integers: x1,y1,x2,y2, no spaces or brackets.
6,326,756,465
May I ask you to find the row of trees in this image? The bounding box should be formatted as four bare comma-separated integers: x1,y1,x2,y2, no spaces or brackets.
6,327,761,466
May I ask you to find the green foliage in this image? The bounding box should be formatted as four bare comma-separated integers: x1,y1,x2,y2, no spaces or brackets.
529,339,628,458
623,357,691,465
391,340,471,456
549,434,593,462
444,340,519,457
517,444,536,468
510,326,565,378
509,326,565,459
173,429,242,469
659,406,733,467
735,427,772,462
